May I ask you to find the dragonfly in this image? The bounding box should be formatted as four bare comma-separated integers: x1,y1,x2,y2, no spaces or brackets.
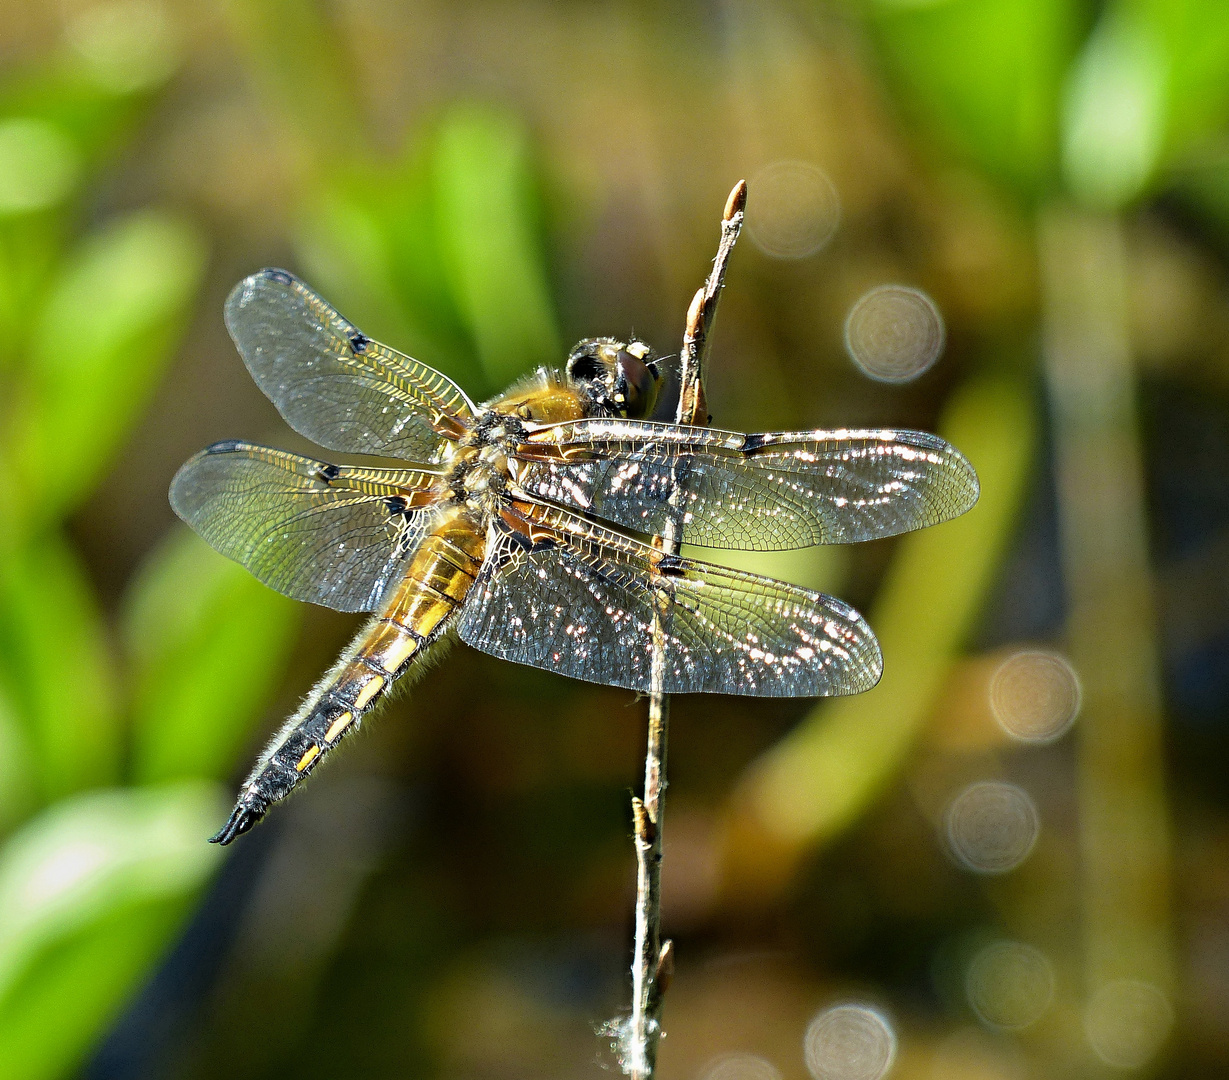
171,269,979,844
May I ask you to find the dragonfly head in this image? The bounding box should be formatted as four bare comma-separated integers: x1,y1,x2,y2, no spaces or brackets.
566,337,662,420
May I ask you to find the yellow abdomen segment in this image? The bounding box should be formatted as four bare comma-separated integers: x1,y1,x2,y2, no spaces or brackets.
303,507,487,758
215,508,489,843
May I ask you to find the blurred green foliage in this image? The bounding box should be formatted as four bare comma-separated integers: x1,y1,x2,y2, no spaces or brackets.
868,0,1229,212
722,0,1229,919
0,32,298,1080
0,11,567,1076
296,105,561,398
123,528,298,785
0,784,222,1080
0,1,1228,1076
869,0,1084,196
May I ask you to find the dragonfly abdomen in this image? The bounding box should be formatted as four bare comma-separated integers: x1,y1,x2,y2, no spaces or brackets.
209,508,488,845
381,506,487,635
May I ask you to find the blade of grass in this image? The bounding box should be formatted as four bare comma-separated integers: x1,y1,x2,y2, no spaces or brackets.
6,209,206,530
433,105,561,391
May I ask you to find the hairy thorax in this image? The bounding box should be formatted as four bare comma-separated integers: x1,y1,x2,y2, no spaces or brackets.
440,410,526,518
442,369,592,516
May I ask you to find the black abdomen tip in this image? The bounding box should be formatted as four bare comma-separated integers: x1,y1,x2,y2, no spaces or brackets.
209,801,264,845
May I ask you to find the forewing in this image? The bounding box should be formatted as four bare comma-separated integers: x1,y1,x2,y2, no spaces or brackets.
514,419,979,549
170,441,440,612
225,269,475,460
457,503,881,697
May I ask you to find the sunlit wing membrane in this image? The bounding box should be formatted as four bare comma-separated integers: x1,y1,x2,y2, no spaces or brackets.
457,501,882,696
224,269,475,461
514,419,979,550
169,441,441,612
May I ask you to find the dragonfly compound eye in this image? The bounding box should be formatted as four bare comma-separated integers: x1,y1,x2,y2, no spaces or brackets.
615,347,660,419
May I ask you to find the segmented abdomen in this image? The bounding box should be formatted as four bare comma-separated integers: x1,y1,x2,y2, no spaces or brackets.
210,507,487,844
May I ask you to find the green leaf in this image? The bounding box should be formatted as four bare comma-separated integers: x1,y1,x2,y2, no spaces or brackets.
1061,0,1229,208
432,105,561,388
1059,1,1229,210
1135,0,1229,155
296,110,558,398
0,782,225,1080
1062,6,1167,209
0,534,121,803
123,528,301,785
0,119,80,218
867,0,1084,198
295,186,422,349
0,896,185,1080
7,209,206,530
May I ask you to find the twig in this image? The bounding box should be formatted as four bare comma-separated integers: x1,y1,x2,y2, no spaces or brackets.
625,180,746,1080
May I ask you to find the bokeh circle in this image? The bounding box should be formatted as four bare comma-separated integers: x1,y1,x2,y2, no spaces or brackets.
747,161,841,259
804,1003,897,1080
844,285,945,383
944,781,1039,874
989,650,1081,743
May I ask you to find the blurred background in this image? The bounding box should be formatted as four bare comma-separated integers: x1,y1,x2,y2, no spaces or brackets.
0,1,1227,1078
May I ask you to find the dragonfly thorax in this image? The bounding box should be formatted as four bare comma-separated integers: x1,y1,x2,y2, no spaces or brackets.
442,409,525,512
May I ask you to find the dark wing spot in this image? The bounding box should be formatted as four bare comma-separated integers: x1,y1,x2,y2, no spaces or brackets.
383,494,408,515
315,462,341,483
740,433,767,454
261,268,294,285
349,332,369,354
204,439,245,455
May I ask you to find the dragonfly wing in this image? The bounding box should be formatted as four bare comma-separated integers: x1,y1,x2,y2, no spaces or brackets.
225,269,475,460
170,441,440,612
456,501,881,697
514,419,979,549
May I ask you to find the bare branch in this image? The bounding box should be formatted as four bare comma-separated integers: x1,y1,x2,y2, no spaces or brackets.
625,179,746,1079
676,178,747,428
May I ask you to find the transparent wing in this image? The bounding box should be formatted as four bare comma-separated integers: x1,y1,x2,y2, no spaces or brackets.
514,419,979,550
457,501,882,697
225,269,475,460
170,441,441,612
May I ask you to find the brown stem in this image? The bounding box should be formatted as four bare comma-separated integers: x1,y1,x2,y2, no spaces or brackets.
625,180,746,1080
